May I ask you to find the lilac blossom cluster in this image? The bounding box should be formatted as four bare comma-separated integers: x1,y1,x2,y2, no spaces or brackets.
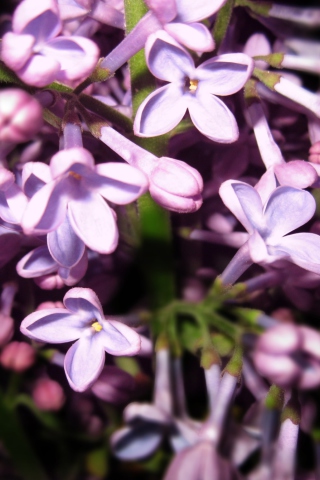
0,0,320,478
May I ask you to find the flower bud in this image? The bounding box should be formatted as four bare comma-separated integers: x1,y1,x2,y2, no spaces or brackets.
32,378,65,411
0,341,35,371
0,89,43,143
36,301,64,310
309,141,320,164
34,274,65,290
149,157,203,213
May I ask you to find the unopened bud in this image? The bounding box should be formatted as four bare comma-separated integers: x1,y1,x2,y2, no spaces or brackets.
32,378,65,411
0,341,35,371
0,89,43,144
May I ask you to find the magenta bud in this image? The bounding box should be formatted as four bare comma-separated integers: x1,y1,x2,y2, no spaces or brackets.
0,89,43,143
149,157,203,213
309,141,320,164
256,324,301,355
0,341,35,372
0,313,14,347
34,274,65,290
32,378,65,411
36,301,64,310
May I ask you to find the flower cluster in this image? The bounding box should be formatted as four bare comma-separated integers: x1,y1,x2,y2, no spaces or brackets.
0,0,320,478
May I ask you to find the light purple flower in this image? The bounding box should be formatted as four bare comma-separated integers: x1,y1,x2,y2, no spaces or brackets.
57,0,124,30
219,181,320,284
1,0,99,87
21,147,149,254
134,32,254,142
20,287,141,391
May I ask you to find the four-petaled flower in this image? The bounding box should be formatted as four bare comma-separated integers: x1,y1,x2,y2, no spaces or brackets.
21,288,141,391
134,32,254,143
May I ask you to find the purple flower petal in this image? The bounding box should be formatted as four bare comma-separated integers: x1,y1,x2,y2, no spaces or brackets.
5,183,28,224
196,53,254,96
219,181,257,234
64,335,106,391
174,0,228,22
146,31,195,82
111,424,163,461
1,33,35,71
144,0,177,23
232,182,264,232
63,287,104,321
94,163,149,204
68,193,119,254
264,187,316,242
50,148,95,179
22,162,52,198
47,212,85,268
165,22,214,52
16,245,57,278
272,233,320,275
58,250,88,286
21,177,69,234
99,319,141,356
41,36,99,82
188,90,239,143
17,54,61,87
20,309,85,343
13,0,61,40
134,84,187,137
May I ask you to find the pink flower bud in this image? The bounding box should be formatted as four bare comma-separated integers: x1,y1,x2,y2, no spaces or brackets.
34,274,65,290
256,324,301,355
309,141,320,164
32,378,65,411
0,89,43,143
0,313,14,347
0,341,35,371
149,157,203,213
36,301,64,310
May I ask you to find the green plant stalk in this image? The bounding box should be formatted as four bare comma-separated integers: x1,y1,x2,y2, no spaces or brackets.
212,0,235,53
125,0,175,311
0,393,49,480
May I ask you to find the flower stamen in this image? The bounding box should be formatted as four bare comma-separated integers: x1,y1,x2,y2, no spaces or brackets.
68,171,82,181
91,321,102,332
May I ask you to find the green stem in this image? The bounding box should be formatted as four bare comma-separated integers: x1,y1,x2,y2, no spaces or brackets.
125,0,175,310
0,394,49,480
212,0,235,53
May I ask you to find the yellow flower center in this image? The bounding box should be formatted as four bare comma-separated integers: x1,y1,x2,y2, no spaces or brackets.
91,321,102,332
68,171,82,180
187,78,198,92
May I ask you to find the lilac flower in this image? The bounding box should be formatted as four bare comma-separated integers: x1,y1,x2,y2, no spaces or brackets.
21,147,149,254
219,181,320,284
57,0,124,31
20,288,141,391
1,0,99,87
134,32,254,142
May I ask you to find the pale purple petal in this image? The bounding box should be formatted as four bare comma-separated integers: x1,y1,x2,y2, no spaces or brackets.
111,425,163,460
254,169,277,205
134,84,187,137
165,22,214,52
92,163,149,204
274,160,318,189
144,0,177,23
188,90,239,143
232,183,264,232
20,308,85,343
59,250,88,286
99,319,141,356
1,33,35,71
41,36,99,82
174,0,228,22
12,0,61,39
16,245,58,278
58,0,90,20
5,183,28,223
0,192,18,224
50,148,95,179
47,212,85,268
264,187,316,242
21,178,69,235
150,184,202,212
248,230,269,263
68,193,119,254
219,181,257,234
17,55,61,87
63,287,104,321
272,233,320,275
22,162,52,197
64,335,105,391
146,31,195,82
0,227,21,268
197,54,254,96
